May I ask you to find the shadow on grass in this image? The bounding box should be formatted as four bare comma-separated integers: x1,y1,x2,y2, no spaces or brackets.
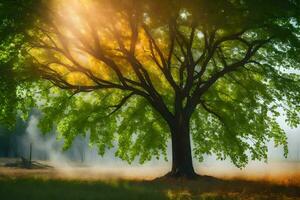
0,175,300,200
0,177,166,200
150,175,300,199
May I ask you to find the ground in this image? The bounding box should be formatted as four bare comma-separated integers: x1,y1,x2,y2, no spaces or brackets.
0,158,299,200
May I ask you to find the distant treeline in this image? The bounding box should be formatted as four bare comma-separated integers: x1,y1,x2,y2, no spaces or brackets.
0,119,28,158
0,114,95,163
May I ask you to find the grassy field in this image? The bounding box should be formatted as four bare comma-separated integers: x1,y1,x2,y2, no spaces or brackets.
0,158,300,200
0,170,300,200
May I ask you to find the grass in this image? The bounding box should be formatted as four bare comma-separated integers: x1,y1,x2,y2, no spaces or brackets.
0,177,165,200
0,174,300,200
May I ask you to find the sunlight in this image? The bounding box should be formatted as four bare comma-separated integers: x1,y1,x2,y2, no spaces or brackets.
29,0,173,90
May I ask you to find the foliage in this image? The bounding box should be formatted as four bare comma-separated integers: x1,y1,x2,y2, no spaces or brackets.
0,0,41,128
0,0,300,168
37,86,169,163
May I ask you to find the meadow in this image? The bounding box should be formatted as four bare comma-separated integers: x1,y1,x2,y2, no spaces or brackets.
0,166,299,200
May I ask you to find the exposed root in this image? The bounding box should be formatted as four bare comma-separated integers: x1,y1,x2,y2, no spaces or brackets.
153,171,221,182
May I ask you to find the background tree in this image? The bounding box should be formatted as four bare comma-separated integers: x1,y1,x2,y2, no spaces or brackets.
4,0,300,178
0,0,41,128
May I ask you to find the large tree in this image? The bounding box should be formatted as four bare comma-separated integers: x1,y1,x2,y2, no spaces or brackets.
0,0,41,128
4,0,300,178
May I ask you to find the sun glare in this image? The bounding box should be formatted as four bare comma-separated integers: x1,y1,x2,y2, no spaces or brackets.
30,0,172,92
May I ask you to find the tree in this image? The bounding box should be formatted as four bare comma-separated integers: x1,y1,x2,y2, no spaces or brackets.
0,0,41,128
6,0,300,178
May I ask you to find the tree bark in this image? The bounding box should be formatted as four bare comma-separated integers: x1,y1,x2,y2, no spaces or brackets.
167,117,197,178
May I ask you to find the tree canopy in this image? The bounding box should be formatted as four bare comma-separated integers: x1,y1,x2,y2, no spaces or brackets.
0,0,300,176
0,0,41,128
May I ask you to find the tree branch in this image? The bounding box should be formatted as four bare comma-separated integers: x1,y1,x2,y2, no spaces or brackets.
107,92,136,116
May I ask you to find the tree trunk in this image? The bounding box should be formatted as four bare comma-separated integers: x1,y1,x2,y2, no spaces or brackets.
167,117,197,178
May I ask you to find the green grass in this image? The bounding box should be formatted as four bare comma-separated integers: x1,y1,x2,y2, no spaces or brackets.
0,177,166,200
0,176,299,200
